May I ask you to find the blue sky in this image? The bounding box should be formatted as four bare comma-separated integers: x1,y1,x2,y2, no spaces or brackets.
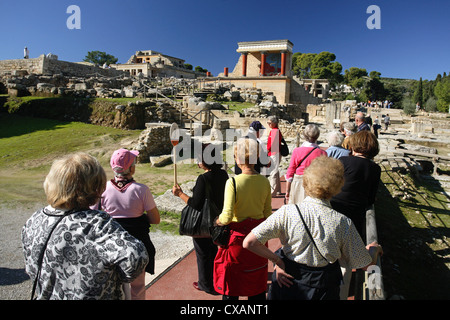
0,0,449,80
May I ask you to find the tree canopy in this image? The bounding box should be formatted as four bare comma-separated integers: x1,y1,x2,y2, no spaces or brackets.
292,51,343,87
83,51,118,66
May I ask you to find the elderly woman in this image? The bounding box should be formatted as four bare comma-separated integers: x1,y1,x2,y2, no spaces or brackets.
243,156,382,300
22,153,149,300
173,143,228,295
97,148,160,300
214,138,272,300
341,122,357,150
330,130,381,236
326,130,350,159
285,124,327,204
330,130,381,300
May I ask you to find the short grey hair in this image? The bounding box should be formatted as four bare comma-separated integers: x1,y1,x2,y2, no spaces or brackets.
343,122,357,136
327,130,344,146
302,124,320,143
267,116,278,124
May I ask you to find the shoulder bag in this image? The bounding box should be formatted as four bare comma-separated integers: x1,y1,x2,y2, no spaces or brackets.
210,177,236,247
179,174,221,238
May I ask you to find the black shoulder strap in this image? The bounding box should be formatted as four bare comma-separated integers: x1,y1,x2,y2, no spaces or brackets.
294,205,329,263
296,147,318,170
31,209,76,299
231,177,236,202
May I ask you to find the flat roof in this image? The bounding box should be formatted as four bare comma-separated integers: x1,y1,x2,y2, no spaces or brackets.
236,39,294,53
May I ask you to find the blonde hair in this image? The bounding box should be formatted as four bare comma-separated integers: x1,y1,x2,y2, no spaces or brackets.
44,153,106,210
234,137,259,165
303,156,344,199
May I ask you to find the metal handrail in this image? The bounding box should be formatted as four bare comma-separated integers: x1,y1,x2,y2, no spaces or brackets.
363,205,385,300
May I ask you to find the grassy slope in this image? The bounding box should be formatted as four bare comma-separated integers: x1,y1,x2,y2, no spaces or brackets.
0,113,203,234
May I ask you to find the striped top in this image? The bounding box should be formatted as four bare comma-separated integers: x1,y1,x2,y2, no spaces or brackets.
252,197,372,268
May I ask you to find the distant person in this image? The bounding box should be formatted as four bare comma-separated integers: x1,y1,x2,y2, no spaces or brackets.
355,111,370,132
326,131,350,159
384,114,390,130
234,121,269,175
24,47,29,59
22,153,149,300
96,148,160,300
214,138,272,300
266,116,282,196
285,124,326,204
373,116,381,138
172,144,228,296
243,156,383,300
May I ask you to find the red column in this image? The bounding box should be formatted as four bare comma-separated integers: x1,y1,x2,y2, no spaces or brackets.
281,51,287,76
224,67,228,77
241,53,247,77
260,52,266,76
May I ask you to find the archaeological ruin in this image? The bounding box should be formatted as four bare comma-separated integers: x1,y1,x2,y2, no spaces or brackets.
1,39,449,188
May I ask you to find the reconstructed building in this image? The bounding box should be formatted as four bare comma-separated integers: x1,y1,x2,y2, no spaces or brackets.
204,39,329,105
111,50,205,79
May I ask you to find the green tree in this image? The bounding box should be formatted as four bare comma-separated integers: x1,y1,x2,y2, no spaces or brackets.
195,66,208,73
184,63,193,70
402,96,416,115
434,78,450,112
413,77,423,107
344,67,368,95
293,51,343,87
83,51,118,66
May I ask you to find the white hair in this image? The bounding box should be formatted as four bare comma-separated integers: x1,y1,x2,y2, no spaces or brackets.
327,131,344,146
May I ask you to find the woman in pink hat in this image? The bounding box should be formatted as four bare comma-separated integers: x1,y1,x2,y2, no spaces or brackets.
96,148,160,300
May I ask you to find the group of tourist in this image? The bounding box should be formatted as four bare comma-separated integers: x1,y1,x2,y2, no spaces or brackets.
21,115,383,300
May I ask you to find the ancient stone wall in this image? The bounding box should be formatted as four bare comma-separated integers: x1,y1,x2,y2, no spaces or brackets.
134,123,173,163
0,55,124,78
0,57,44,76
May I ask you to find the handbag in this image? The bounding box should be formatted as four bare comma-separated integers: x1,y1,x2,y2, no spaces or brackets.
179,174,221,238
210,177,236,247
280,138,289,157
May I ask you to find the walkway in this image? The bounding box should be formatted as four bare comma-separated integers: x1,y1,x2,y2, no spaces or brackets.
145,177,286,300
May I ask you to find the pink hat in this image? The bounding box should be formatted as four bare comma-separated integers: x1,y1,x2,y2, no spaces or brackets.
110,148,139,173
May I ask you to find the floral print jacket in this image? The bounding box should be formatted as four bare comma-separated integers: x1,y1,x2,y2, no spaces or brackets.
22,206,149,300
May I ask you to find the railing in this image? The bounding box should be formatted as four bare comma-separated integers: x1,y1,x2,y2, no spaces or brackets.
358,205,385,300
184,109,218,133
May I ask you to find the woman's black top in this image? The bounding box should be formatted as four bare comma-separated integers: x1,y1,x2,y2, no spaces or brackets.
187,169,229,212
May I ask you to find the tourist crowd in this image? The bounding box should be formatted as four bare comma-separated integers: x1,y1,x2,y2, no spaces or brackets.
21,113,383,300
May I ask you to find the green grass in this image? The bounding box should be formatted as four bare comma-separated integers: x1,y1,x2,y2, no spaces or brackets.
0,114,202,238
0,113,141,168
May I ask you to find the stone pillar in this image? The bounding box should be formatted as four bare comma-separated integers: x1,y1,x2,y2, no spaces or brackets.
224,67,228,77
241,53,247,77
281,51,287,76
260,51,267,76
